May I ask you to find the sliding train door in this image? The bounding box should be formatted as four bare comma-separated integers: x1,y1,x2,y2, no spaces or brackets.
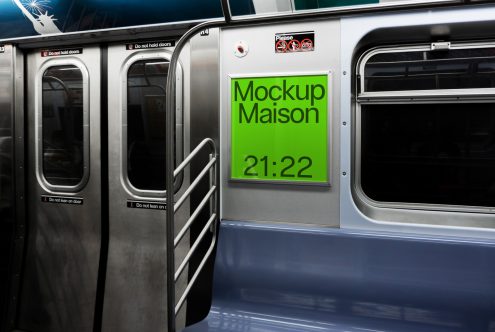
19,46,101,332
103,41,187,331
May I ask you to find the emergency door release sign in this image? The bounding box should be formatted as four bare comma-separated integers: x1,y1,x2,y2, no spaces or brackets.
275,31,314,53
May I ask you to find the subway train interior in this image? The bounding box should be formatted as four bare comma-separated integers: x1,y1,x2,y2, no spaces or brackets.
1,0,495,331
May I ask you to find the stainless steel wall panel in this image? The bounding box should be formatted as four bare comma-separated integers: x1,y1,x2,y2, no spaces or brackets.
220,22,341,226
190,29,220,148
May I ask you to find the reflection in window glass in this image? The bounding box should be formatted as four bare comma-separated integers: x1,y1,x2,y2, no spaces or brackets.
42,65,84,186
364,48,495,92
361,104,495,207
127,60,170,191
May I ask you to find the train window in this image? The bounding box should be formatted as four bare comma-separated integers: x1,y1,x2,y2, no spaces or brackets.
362,47,495,92
41,65,85,187
357,43,495,213
126,59,170,191
361,103,495,207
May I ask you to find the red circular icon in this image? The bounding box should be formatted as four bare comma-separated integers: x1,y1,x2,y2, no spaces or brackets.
276,40,288,53
301,38,313,51
288,39,301,52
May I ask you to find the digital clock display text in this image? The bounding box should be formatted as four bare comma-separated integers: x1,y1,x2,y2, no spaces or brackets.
230,74,329,184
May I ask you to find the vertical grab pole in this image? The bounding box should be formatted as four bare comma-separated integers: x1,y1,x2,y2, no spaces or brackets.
165,34,179,332
165,20,220,332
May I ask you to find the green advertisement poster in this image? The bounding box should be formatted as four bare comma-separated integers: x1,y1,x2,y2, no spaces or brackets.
230,74,329,184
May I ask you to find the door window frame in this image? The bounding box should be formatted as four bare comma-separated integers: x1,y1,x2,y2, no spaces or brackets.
120,51,183,198
353,41,495,229
36,58,90,193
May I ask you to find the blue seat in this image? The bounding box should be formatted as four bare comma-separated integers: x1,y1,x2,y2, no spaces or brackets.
184,220,495,332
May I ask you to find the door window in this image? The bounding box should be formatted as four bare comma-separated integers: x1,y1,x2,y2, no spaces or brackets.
126,59,177,192
41,65,86,187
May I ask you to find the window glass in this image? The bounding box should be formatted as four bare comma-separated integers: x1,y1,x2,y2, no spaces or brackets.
364,48,495,92
127,60,170,191
361,103,495,207
42,65,84,186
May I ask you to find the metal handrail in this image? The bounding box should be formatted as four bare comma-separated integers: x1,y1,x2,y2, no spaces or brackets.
175,234,217,315
175,212,217,289
174,186,216,247
174,155,216,213
174,137,215,178
168,137,218,324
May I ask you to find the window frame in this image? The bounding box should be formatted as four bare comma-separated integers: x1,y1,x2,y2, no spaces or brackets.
358,42,495,101
121,51,183,198
36,59,90,193
354,42,495,223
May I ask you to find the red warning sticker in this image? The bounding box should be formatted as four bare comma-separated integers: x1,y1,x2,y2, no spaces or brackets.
41,48,83,57
275,31,314,53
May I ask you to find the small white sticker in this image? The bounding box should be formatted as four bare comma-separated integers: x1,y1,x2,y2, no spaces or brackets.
234,40,249,58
